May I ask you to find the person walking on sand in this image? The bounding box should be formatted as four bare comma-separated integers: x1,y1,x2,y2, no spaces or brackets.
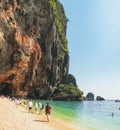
45,102,51,122
39,102,44,114
28,99,33,113
35,102,38,114
15,98,20,108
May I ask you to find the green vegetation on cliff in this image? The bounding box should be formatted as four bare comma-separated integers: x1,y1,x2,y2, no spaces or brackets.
58,83,83,97
53,74,83,100
53,83,83,100
48,0,68,54
62,74,78,87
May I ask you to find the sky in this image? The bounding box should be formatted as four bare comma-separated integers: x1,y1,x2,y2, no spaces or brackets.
59,0,120,99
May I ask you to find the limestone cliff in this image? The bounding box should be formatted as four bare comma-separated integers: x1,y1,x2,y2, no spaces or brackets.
0,0,69,98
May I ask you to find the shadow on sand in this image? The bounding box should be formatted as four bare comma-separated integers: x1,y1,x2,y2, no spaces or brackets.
20,111,28,113
34,120,48,123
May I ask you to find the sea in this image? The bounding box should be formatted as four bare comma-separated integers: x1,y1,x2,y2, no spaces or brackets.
34,100,120,130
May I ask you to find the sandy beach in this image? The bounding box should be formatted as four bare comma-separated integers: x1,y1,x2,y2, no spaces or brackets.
0,97,88,130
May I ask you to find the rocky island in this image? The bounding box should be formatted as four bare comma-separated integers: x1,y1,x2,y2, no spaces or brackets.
96,96,105,101
86,92,94,100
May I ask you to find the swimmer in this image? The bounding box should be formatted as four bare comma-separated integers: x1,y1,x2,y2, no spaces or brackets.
111,112,114,116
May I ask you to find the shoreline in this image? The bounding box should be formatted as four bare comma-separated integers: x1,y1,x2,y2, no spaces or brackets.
0,97,88,130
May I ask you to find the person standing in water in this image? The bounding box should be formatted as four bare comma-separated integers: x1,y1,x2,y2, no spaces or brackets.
111,112,114,117
45,102,51,122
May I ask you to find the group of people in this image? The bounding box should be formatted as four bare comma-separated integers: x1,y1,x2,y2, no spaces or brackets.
28,100,51,122
0,95,51,122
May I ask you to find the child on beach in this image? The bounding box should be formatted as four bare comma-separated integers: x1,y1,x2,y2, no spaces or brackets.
45,102,51,122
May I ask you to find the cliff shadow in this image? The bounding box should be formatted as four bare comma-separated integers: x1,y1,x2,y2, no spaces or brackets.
0,82,12,96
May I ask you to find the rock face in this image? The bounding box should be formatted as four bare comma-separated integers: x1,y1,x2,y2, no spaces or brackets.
0,0,69,98
96,96,105,101
86,92,94,100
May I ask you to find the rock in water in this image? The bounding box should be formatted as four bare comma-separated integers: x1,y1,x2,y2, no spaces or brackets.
96,96,105,101
86,92,94,100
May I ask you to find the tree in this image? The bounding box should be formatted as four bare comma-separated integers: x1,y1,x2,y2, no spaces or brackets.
61,74,78,87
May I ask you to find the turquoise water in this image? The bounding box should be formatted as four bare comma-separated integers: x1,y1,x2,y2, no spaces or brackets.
34,100,120,130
